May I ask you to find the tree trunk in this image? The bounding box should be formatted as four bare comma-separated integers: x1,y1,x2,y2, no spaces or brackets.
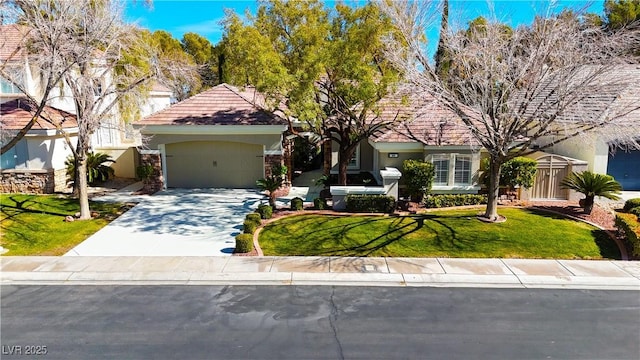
483,157,502,222
322,134,332,177
583,195,595,214
76,155,92,220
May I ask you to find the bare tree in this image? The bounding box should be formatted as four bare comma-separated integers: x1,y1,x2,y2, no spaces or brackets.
2,0,196,219
381,0,640,222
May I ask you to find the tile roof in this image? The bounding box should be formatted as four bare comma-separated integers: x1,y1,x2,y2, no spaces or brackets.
0,25,28,61
135,83,286,126
1,99,78,130
370,96,479,146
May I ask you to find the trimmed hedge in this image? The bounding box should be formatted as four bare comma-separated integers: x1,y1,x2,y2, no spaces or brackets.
345,194,396,213
629,207,640,217
245,212,262,224
235,233,254,253
257,204,273,219
243,220,259,234
314,197,328,210
291,197,304,211
423,194,487,208
623,198,640,212
615,212,640,257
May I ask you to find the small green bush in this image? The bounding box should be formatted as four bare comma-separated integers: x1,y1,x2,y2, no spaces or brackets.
423,194,487,208
256,204,273,219
245,212,262,224
629,207,640,218
290,197,304,211
345,195,396,213
235,233,254,253
615,212,640,257
243,220,259,234
314,197,328,210
403,159,435,202
623,198,640,212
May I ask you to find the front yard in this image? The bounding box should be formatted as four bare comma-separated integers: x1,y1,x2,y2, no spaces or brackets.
1,194,130,256
258,208,620,259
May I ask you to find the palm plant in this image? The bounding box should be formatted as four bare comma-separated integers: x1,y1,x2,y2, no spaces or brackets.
560,171,622,214
256,176,283,208
66,152,115,186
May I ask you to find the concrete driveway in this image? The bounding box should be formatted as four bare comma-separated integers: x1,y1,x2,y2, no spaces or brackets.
65,189,266,256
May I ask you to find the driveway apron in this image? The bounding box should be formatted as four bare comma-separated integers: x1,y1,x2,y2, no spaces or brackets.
64,189,265,256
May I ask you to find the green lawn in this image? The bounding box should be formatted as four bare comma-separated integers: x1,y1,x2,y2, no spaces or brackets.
259,208,620,259
1,194,130,256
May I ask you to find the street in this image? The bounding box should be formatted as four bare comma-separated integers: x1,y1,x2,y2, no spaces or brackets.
1,285,639,359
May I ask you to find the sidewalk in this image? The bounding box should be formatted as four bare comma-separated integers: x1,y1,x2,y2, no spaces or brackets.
2,256,639,290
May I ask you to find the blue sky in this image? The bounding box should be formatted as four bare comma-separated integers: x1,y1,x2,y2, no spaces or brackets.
125,1,605,47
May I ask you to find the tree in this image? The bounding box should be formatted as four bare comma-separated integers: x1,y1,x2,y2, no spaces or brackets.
181,32,219,92
381,0,640,222
605,0,640,29
2,0,196,219
221,0,406,185
561,171,622,214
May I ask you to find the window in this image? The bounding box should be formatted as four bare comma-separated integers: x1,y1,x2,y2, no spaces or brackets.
1,146,17,169
0,77,21,94
454,156,471,185
432,155,449,185
347,144,360,170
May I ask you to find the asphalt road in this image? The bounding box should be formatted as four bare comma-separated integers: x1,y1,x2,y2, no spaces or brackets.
1,285,639,360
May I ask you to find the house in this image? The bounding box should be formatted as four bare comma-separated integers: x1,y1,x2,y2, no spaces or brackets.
0,24,172,193
132,83,289,191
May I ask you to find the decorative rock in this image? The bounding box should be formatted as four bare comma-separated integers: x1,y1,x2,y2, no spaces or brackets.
64,215,75,222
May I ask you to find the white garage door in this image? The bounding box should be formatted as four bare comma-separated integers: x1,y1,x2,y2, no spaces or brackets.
165,141,264,188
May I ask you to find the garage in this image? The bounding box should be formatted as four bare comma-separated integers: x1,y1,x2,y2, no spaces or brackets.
607,150,640,191
165,141,264,188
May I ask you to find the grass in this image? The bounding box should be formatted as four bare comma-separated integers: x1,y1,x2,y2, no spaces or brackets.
1,194,130,256
259,208,620,259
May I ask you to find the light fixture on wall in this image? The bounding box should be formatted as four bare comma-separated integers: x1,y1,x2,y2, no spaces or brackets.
388,153,399,158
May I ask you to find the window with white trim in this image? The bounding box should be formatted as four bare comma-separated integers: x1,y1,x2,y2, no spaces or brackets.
454,155,472,185
347,144,360,170
0,77,21,94
432,155,450,185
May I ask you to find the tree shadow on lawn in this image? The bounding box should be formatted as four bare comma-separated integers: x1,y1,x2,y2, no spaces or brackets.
295,214,474,257
592,229,622,260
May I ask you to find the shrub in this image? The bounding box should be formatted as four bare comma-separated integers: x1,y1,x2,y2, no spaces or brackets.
291,197,304,211
234,233,254,253
256,204,273,219
245,213,262,224
65,152,115,185
615,212,640,257
136,164,154,180
623,198,640,212
345,195,396,213
561,171,622,214
243,220,259,234
256,176,283,208
314,197,328,210
629,207,640,218
402,159,435,202
423,194,487,208
479,156,538,190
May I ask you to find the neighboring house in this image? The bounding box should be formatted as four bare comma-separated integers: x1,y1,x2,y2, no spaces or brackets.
133,83,289,190
0,99,78,193
547,65,640,191
0,24,172,193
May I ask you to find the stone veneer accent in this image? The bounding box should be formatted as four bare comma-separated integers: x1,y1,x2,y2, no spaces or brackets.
0,169,56,194
264,154,283,179
140,153,164,194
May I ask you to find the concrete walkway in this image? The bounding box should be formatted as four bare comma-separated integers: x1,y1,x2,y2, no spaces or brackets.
2,256,639,290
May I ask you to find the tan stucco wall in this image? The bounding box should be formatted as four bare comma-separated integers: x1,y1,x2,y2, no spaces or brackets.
330,140,375,173
146,134,282,152
549,135,609,174
96,147,137,179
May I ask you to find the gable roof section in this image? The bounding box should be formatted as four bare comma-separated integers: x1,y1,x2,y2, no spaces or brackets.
1,99,78,130
135,83,286,126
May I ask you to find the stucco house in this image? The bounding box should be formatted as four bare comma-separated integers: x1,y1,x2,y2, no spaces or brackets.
133,83,289,190
0,24,172,193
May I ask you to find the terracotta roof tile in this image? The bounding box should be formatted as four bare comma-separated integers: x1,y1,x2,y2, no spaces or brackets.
0,25,28,62
135,83,285,126
1,99,78,130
